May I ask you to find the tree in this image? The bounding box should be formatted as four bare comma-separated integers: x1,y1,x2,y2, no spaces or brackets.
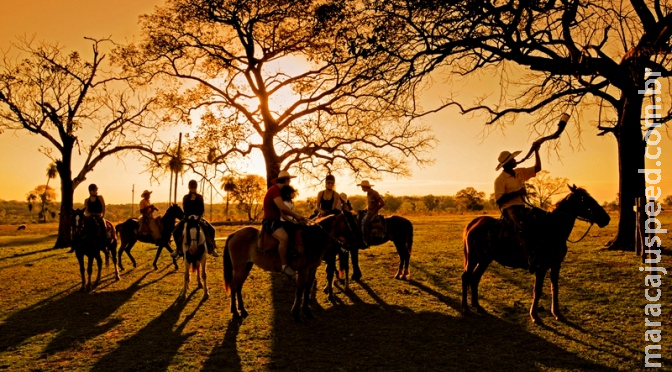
120,0,435,187
525,171,569,210
370,0,672,250
26,185,58,223
221,176,236,221
230,175,266,221
422,194,440,212
664,195,672,207
455,187,485,211
383,192,403,213
0,38,167,247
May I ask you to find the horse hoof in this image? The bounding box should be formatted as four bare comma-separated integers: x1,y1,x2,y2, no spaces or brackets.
475,305,487,314
351,273,362,281
554,313,566,322
240,309,249,318
322,285,329,294
115,276,120,282
461,306,470,315
393,274,401,280
327,294,335,303
203,292,210,301
531,315,542,324
198,283,204,289
153,264,158,270
80,286,87,293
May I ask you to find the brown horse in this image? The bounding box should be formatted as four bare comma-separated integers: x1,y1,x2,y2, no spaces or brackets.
462,185,610,323
71,209,119,291
223,212,358,322
115,204,184,271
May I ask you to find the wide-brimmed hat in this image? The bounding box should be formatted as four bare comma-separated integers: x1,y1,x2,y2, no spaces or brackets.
357,180,374,187
141,190,152,197
496,150,521,170
272,170,296,183
339,192,348,200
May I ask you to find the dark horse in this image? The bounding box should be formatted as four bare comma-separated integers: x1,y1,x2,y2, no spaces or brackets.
462,185,610,323
357,211,413,279
115,204,185,271
223,212,358,322
71,209,119,291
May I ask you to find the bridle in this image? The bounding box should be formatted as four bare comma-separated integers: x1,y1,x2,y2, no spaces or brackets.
308,213,358,251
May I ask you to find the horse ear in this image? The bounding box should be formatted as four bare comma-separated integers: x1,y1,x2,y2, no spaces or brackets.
568,184,576,192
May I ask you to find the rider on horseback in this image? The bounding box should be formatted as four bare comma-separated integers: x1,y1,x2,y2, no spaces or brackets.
357,180,385,247
262,171,308,278
494,140,542,271
171,180,219,258
315,175,342,216
83,183,108,243
138,190,161,242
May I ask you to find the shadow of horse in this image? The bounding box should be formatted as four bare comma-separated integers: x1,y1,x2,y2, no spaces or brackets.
0,271,167,358
264,276,620,371
201,319,243,372
88,292,202,372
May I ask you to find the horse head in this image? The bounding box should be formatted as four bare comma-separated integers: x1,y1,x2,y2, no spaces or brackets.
319,210,365,251
71,208,86,240
184,215,205,256
564,184,611,228
165,203,185,221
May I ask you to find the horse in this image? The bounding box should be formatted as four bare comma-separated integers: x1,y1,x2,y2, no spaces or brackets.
115,204,185,271
223,212,358,322
341,211,414,280
178,215,210,301
16,224,26,231
71,209,120,291
462,185,611,323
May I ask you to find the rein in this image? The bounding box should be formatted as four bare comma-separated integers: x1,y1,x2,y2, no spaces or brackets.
307,215,356,250
567,217,594,243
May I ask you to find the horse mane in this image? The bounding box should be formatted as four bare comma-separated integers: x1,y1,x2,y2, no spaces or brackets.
550,186,589,211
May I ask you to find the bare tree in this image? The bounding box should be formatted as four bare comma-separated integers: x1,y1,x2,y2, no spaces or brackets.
525,170,569,209
0,38,169,247
118,0,435,187
26,185,57,223
369,0,672,250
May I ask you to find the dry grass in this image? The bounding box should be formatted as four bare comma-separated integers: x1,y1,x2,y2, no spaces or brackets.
0,213,670,371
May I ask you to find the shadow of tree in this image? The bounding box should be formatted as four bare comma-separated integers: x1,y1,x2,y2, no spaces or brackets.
89,292,201,372
265,276,618,371
0,235,58,250
0,271,168,356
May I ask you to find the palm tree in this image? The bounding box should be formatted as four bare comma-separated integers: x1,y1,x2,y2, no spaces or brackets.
42,163,58,223
221,176,236,221
26,192,38,221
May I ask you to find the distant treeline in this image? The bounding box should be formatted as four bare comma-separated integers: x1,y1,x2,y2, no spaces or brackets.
0,192,501,225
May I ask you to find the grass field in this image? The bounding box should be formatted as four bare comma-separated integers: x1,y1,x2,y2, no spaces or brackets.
0,213,670,371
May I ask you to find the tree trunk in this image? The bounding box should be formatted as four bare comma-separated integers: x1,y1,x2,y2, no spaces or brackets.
54,143,75,248
606,92,646,251
262,133,281,188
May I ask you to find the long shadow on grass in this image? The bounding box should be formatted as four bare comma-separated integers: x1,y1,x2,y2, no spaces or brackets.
201,319,242,371
0,235,58,251
266,277,617,371
0,271,168,357
89,292,201,372
0,244,61,262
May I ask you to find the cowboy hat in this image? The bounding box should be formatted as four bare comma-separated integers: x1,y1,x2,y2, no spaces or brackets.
495,150,521,171
356,180,374,187
272,170,296,182
141,190,152,197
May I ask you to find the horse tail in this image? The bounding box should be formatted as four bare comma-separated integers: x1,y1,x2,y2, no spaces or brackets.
115,222,123,236
406,220,414,255
223,232,233,294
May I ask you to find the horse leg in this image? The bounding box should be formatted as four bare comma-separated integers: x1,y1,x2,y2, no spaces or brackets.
393,240,405,279
126,247,137,268
77,252,86,292
302,267,318,319
291,270,307,322
550,265,564,321
110,243,120,281
201,259,209,300
180,258,190,300
164,243,179,270
351,249,362,281
152,244,163,270
470,259,491,313
197,260,204,289
94,251,103,288
86,255,94,292
461,260,477,314
530,269,547,323
323,254,336,302
231,263,252,318
338,250,349,290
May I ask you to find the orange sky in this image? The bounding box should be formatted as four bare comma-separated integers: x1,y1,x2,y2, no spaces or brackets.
1,0,670,206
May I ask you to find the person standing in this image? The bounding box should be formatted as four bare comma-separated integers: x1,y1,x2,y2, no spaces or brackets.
357,180,385,247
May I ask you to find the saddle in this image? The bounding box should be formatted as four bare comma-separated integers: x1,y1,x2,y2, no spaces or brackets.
137,216,163,240
370,215,387,238
256,228,303,257
494,208,546,269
